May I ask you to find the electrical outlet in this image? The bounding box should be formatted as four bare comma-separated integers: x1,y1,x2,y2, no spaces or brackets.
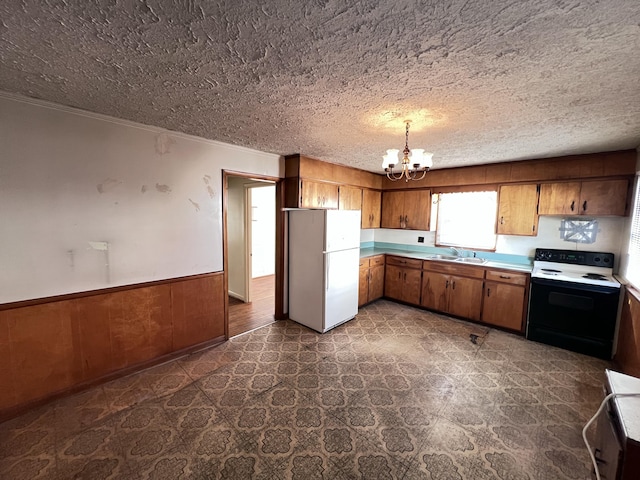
417,236,424,243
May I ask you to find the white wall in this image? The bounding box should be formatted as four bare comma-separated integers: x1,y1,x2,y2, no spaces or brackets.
368,215,627,268
0,93,282,303
498,216,627,260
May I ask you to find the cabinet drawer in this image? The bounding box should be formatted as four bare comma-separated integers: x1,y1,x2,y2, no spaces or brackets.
370,255,385,267
386,256,422,269
359,258,370,268
485,269,528,286
422,261,485,279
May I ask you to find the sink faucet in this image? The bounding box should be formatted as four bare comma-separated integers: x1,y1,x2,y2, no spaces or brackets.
450,247,463,257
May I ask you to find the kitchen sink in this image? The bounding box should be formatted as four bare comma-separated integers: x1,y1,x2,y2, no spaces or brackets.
426,254,487,265
455,257,487,264
428,254,459,261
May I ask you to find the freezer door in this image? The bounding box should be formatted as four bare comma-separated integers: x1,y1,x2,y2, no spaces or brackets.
325,210,361,252
323,248,359,331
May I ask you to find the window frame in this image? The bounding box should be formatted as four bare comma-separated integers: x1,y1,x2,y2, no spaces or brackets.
626,175,640,289
433,189,499,251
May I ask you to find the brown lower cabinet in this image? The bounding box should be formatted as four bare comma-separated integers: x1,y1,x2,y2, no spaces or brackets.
377,255,530,332
481,269,529,332
384,256,422,304
421,262,484,321
358,255,385,306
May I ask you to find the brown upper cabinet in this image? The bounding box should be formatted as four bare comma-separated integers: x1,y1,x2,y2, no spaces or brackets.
381,190,431,230
285,154,383,210
362,189,382,229
497,184,539,236
338,185,363,211
538,179,629,216
300,180,339,209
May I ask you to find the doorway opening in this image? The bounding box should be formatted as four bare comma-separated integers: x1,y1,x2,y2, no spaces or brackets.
225,174,280,337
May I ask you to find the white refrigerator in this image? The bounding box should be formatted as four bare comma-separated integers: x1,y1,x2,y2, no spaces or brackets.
288,209,361,333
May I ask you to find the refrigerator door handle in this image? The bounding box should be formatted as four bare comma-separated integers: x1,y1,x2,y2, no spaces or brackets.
326,255,330,291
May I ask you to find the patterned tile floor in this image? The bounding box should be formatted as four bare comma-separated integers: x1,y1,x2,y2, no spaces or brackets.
0,300,610,479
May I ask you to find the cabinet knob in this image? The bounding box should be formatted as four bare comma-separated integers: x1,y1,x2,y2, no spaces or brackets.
570,200,575,211
445,280,449,288
583,200,587,212
499,275,511,279
500,216,504,225
487,288,491,297
452,281,456,290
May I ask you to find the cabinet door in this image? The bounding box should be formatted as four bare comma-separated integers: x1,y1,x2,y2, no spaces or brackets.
381,191,404,229
420,271,449,312
301,180,339,208
300,180,321,208
358,265,369,307
339,185,363,211
317,182,339,209
368,264,385,302
403,190,431,230
592,408,623,480
384,265,404,301
362,189,382,229
497,184,539,236
580,179,629,216
538,182,581,215
448,276,483,321
482,282,526,331
402,268,423,305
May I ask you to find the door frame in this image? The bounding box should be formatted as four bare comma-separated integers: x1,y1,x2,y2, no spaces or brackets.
222,170,285,339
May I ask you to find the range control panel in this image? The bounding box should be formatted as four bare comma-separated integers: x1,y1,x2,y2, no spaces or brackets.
534,248,614,267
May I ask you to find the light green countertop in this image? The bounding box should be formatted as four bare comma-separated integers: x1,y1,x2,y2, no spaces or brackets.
359,247,532,273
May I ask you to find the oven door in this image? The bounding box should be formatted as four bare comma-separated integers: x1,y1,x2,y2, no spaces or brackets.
527,277,620,359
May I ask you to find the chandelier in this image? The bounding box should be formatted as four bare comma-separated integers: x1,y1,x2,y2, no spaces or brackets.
382,121,433,182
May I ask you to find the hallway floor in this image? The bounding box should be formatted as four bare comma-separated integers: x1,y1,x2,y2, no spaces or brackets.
228,274,275,337
0,300,608,479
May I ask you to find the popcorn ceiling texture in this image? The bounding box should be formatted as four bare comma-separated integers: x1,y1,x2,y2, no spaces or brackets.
0,0,639,172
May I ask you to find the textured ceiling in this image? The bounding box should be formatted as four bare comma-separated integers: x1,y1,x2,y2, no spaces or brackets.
1,0,639,172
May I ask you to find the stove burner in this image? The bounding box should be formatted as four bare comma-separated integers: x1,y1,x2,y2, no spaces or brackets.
541,268,561,274
583,273,607,280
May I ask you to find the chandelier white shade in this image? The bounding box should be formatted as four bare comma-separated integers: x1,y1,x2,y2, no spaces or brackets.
382,121,433,182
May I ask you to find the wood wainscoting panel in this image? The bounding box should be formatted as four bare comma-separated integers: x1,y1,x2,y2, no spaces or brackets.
108,285,173,370
0,315,15,409
0,271,225,419
72,294,114,380
171,274,225,350
3,302,81,405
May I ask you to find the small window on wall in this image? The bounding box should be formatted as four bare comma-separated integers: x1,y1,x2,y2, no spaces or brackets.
434,191,498,250
627,179,640,289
